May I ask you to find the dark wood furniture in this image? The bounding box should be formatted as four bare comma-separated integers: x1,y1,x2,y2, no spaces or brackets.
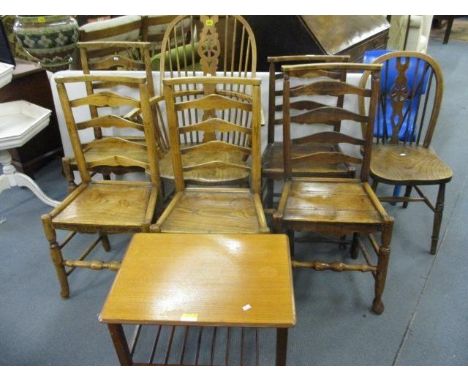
151,76,268,234
0,60,63,177
245,16,390,70
42,74,160,298
99,233,296,366
273,62,394,314
262,54,355,208
358,51,451,255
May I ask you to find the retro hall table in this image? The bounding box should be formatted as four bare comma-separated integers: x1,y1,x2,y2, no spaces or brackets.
99,233,296,366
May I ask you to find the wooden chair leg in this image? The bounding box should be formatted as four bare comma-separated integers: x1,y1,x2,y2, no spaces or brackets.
371,179,379,192
372,223,393,315
265,178,274,209
100,233,111,252
287,229,295,258
62,158,77,194
103,174,112,181
350,233,359,259
41,215,70,298
431,183,446,255
403,185,412,208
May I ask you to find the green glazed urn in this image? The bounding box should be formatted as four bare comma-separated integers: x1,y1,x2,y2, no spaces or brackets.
13,15,78,71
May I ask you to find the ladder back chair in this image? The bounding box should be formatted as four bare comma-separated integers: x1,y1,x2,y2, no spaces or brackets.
63,41,168,192
263,54,355,208
359,51,451,254
42,74,160,298
151,76,268,234
273,63,394,314
156,15,258,185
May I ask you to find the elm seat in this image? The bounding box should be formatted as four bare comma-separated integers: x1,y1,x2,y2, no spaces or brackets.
281,178,385,226
370,145,453,184
153,188,267,234
52,182,155,231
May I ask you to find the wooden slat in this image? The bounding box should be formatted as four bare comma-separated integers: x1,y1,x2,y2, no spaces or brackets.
76,115,144,131
291,152,362,165
182,160,250,172
179,118,251,135
70,91,140,108
282,62,382,73
86,155,149,170
216,89,253,103
181,140,251,155
292,131,365,146
83,136,147,150
91,55,144,71
290,107,368,125
290,80,371,97
55,74,146,85
176,94,252,112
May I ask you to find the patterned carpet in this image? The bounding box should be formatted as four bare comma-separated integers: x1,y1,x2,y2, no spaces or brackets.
431,17,468,43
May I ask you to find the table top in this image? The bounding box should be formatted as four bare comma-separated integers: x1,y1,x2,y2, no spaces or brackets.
100,233,296,328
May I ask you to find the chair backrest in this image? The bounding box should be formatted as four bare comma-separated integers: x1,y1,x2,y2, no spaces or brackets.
159,15,257,88
267,55,350,144
78,41,154,96
163,76,262,193
359,51,443,147
55,74,160,186
282,63,382,183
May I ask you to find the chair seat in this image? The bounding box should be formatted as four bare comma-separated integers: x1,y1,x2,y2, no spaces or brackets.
280,179,386,226
154,188,268,233
52,182,156,231
262,142,353,179
159,146,249,183
370,144,453,184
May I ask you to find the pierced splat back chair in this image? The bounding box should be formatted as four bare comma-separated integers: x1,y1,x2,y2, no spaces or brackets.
62,41,167,192
155,15,258,186
359,51,452,254
42,75,160,298
151,76,268,234
262,54,355,208
273,63,394,314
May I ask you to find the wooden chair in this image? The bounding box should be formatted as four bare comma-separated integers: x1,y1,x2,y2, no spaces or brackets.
42,74,160,298
358,51,452,254
263,54,355,208
156,15,258,185
273,63,394,314
151,76,268,234
140,15,178,56
62,41,168,193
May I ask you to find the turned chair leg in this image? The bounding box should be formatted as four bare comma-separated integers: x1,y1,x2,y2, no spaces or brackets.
41,215,70,298
431,183,446,255
372,223,393,315
403,185,412,208
350,233,359,259
62,158,77,194
100,233,111,252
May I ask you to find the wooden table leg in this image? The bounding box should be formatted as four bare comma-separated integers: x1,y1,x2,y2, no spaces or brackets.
108,324,133,366
276,328,288,366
